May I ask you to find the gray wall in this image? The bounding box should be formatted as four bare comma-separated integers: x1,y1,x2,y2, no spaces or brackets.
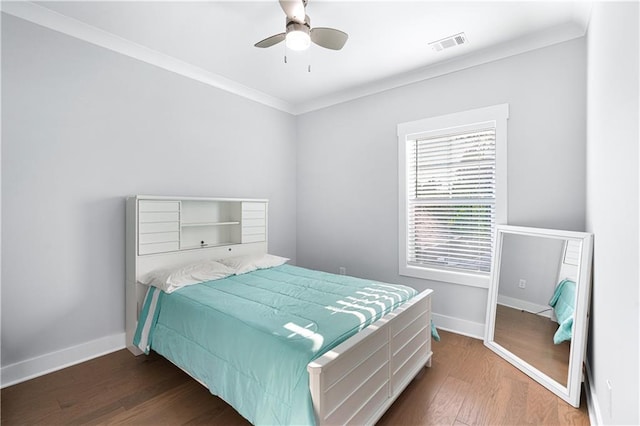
586,2,639,424
497,233,563,306
296,38,586,328
1,15,297,367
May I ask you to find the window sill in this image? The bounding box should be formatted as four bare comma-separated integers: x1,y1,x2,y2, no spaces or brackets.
399,264,490,288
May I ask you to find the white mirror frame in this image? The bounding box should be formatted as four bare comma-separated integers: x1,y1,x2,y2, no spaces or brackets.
484,225,593,407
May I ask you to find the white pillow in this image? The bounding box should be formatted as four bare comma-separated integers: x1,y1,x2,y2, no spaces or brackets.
139,259,235,293
219,253,289,275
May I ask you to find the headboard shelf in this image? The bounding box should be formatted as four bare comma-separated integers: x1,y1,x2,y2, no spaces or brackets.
182,221,241,227
180,242,242,250
132,196,267,256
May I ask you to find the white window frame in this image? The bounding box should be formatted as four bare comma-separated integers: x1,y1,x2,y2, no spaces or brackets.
398,104,508,288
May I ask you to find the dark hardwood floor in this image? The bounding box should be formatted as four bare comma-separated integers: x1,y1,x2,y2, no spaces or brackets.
1,330,590,425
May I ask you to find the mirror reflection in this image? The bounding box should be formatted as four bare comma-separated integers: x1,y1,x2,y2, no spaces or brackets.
494,233,580,386
484,225,593,407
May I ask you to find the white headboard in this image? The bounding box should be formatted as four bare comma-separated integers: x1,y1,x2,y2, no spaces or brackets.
125,195,269,354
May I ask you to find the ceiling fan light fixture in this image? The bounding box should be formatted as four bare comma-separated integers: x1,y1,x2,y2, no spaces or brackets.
285,20,311,51
286,30,310,50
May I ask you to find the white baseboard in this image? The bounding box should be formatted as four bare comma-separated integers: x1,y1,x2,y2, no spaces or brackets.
432,313,485,340
1,333,126,388
0,322,601,426
584,360,603,425
497,295,554,319
0,313,489,388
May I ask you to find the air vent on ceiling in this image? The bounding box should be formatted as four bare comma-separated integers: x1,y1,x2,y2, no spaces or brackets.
429,32,467,52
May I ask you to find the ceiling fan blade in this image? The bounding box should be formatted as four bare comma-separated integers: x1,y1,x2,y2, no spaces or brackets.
279,0,306,23
254,33,286,48
310,27,348,50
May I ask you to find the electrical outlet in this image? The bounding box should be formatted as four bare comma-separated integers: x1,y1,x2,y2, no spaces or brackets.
518,279,526,289
338,267,346,275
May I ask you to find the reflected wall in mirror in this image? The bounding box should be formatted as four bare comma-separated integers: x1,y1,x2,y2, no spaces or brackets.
484,225,593,407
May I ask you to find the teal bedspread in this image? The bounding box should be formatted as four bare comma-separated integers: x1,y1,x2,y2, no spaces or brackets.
134,264,417,425
549,279,576,344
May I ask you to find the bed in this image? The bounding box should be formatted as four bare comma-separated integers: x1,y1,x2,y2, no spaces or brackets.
548,239,581,344
125,196,433,425
549,279,576,344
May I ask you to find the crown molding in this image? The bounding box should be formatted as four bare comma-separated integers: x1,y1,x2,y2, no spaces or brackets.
2,1,589,116
293,21,588,115
1,1,296,115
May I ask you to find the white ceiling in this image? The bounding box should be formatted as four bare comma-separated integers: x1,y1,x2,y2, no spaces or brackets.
7,1,592,114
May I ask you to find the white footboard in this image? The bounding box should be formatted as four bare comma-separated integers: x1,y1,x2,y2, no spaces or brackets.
307,290,433,426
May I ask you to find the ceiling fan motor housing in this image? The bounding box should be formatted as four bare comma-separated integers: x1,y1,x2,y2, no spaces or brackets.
286,16,311,36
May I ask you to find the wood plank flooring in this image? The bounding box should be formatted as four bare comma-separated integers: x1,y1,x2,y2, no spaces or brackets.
494,304,571,385
1,330,590,425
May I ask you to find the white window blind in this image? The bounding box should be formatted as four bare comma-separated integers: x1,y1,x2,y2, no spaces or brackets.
407,128,496,274
398,104,508,287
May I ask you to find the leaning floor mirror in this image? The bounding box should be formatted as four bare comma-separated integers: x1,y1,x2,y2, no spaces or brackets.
484,225,593,407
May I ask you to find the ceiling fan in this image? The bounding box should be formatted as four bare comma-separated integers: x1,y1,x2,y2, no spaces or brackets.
255,0,348,51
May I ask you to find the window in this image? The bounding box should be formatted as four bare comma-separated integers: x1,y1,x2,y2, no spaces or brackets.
398,104,508,287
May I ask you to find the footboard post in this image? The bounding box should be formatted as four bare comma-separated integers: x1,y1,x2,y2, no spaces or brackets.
308,362,324,424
